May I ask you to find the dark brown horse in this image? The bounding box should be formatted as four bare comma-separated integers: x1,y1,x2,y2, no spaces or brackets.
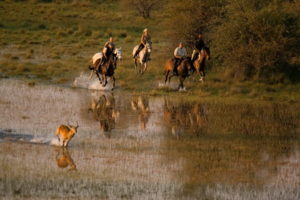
89,55,116,88
193,47,210,82
164,57,194,90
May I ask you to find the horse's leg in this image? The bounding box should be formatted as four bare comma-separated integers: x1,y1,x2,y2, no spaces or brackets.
179,76,185,90
102,74,107,87
89,71,94,80
202,69,205,82
142,63,147,74
112,75,115,89
144,62,147,73
139,63,143,75
165,70,170,84
200,70,205,82
96,71,102,84
168,74,174,84
196,67,202,82
134,59,138,74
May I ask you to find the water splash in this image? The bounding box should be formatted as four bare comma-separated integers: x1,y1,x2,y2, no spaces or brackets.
73,72,114,91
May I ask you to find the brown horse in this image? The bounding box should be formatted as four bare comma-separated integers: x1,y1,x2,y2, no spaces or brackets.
88,48,121,88
193,47,210,82
89,55,116,88
164,57,194,90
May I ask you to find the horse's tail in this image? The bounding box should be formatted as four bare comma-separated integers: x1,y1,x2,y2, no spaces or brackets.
88,65,95,70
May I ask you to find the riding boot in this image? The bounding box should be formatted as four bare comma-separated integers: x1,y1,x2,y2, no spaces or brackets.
173,63,178,75
100,57,106,67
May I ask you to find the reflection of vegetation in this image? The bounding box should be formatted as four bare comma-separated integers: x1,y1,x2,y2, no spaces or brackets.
55,147,76,171
163,98,207,138
161,135,298,197
163,98,299,137
160,98,300,196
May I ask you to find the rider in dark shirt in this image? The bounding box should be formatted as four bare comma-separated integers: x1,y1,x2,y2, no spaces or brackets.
192,33,206,61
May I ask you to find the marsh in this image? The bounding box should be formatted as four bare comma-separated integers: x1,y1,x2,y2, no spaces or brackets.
0,79,299,199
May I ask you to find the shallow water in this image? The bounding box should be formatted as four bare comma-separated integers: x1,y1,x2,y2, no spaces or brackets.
0,79,299,199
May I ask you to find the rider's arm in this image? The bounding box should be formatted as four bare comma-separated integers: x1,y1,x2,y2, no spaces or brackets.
174,48,181,59
141,35,145,45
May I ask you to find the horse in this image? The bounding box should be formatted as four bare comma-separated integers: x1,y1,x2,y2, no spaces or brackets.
192,47,210,82
132,42,152,74
163,57,194,90
88,48,122,88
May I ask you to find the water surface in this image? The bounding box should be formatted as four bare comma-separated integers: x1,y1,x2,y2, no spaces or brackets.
0,79,299,199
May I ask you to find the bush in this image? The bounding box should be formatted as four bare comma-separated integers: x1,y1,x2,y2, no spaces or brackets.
213,0,300,82
169,0,300,82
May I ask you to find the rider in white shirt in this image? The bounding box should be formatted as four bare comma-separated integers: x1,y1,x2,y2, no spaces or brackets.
173,42,187,74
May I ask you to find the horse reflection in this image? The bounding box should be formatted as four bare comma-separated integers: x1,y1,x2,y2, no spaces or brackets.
131,96,150,130
163,99,207,138
89,92,119,137
55,147,77,171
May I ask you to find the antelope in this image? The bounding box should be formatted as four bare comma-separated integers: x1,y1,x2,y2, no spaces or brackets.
55,122,79,147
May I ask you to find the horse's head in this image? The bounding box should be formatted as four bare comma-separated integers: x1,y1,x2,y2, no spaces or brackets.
203,47,210,60
145,42,152,53
114,48,122,60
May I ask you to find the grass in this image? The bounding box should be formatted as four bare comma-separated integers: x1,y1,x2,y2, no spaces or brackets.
0,1,300,104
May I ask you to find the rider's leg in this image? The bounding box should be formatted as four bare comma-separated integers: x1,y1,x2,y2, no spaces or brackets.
133,44,144,58
192,50,199,62
173,58,179,75
191,50,196,61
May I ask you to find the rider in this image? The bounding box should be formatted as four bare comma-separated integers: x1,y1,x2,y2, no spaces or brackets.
133,28,151,59
99,37,115,68
173,42,187,75
192,33,206,62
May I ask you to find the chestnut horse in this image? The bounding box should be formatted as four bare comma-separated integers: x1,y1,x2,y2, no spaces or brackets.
164,57,194,90
193,47,210,82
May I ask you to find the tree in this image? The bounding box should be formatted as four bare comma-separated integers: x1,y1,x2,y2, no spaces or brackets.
167,0,226,47
122,0,162,19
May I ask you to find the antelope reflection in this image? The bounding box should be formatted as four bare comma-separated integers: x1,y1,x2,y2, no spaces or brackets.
89,92,119,137
55,147,77,171
131,96,150,130
163,99,207,138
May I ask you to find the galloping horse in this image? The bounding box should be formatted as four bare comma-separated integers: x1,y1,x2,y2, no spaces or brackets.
88,48,122,88
132,42,152,74
164,57,194,90
193,47,210,82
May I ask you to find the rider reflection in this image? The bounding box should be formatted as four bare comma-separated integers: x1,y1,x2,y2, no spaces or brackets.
131,96,151,130
89,92,120,138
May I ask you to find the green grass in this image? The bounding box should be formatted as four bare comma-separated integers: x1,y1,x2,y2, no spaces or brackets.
0,1,300,104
